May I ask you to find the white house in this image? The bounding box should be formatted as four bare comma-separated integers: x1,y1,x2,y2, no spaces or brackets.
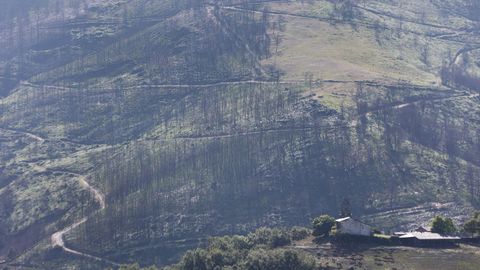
335,217,372,236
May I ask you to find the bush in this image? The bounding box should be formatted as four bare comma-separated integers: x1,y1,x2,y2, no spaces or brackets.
248,228,291,248
312,215,335,237
208,235,252,251
245,249,316,270
290,226,311,241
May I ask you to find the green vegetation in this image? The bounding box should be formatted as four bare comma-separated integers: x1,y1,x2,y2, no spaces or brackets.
1,0,480,268
312,215,335,237
431,215,457,235
118,264,157,270
172,248,316,270
117,227,314,270
117,221,480,270
464,212,480,236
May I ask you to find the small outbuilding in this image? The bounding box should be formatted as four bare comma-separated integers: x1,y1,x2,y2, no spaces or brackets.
335,217,372,236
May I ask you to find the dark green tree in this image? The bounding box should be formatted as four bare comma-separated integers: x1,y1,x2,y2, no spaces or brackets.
431,215,456,235
464,212,480,236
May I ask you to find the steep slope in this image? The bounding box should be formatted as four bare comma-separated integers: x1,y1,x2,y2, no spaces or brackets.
0,0,479,269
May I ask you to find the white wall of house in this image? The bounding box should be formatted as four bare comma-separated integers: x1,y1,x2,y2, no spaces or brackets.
337,218,372,236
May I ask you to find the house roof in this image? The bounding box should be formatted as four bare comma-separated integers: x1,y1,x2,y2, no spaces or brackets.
336,217,351,222
399,232,460,240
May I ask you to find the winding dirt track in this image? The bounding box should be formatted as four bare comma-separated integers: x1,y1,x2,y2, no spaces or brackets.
50,172,118,266
0,125,116,265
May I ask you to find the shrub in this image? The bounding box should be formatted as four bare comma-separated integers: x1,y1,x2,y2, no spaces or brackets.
245,249,316,270
290,226,311,241
248,228,291,248
208,235,252,251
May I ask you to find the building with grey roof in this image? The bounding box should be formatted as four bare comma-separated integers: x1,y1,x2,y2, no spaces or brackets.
398,232,460,247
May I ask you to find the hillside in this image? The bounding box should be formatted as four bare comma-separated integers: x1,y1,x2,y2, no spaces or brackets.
0,0,480,269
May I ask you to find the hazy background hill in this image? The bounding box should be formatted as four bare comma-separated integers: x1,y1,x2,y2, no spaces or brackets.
0,0,480,268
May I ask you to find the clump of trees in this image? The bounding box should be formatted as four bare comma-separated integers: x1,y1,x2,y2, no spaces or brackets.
174,248,316,270
432,212,480,237
430,215,457,235
118,227,314,270
170,227,314,270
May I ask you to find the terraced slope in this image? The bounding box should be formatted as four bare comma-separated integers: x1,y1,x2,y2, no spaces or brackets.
0,0,479,269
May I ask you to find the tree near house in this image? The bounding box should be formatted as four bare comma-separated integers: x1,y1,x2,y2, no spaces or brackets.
312,215,335,237
464,212,480,236
431,216,457,235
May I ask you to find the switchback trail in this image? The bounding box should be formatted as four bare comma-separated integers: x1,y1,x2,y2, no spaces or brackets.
1,153,117,266
50,171,118,266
